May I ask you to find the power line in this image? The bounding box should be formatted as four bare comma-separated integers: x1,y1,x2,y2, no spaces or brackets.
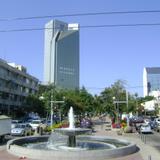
81,23,160,28
1,10,160,21
84,83,160,90
1,22,160,33
0,28,43,33
84,85,144,90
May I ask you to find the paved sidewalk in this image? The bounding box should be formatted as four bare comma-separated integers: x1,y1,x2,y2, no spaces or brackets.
94,122,160,160
0,121,159,160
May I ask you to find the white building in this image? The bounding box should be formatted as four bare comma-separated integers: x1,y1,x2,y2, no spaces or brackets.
142,100,155,111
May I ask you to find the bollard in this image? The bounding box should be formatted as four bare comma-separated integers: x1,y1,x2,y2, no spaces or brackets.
140,132,142,139
144,135,146,144
142,134,144,142
141,133,143,141
148,155,151,160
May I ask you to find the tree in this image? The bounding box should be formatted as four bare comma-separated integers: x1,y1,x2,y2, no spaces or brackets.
98,80,127,116
79,87,94,113
22,81,141,119
23,94,46,117
59,87,93,116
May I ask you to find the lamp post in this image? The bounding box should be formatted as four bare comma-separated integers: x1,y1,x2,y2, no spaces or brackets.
39,95,65,127
50,100,65,127
112,90,129,125
112,97,117,122
112,97,120,123
126,91,129,113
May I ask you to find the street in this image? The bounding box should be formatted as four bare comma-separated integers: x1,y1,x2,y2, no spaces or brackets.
142,131,160,152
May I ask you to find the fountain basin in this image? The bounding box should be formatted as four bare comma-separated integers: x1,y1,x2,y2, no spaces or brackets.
54,128,92,147
7,135,138,160
55,128,91,136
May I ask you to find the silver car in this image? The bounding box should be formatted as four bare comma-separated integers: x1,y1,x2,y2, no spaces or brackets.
140,124,152,133
11,123,32,136
11,120,23,129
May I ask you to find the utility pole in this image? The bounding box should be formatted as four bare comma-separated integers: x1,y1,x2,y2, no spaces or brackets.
50,95,53,128
126,90,129,113
113,90,129,124
50,100,65,127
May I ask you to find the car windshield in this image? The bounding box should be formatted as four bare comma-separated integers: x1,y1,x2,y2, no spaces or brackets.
142,124,149,127
15,124,26,128
12,120,22,124
31,121,41,124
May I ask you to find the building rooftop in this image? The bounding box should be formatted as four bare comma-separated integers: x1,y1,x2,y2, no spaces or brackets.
145,67,160,74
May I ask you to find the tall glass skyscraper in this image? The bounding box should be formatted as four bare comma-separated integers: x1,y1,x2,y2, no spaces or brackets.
43,20,79,89
143,67,160,96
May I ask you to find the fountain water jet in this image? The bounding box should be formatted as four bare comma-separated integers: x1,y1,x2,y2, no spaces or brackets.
54,107,91,147
68,106,75,129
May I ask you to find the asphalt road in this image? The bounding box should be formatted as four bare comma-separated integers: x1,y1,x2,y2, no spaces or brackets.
143,131,160,152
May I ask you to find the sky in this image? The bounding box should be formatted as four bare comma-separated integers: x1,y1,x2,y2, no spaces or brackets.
0,0,160,96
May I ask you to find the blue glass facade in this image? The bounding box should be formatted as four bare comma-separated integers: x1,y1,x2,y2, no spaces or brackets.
147,74,160,92
43,20,79,89
144,67,160,96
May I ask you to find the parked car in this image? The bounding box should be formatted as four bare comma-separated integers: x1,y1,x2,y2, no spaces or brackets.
80,118,93,129
149,120,157,130
11,120,23,129
11,123,32,136
154,123,160,132
140,124,152,133
130,116,144,128
29,120,42,131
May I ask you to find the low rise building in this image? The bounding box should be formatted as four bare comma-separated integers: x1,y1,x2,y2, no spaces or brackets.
0,59,38,116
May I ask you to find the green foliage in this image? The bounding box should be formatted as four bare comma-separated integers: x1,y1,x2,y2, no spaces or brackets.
22,80,141,119
45,123,62,132
98,80,128,116
45,121,69,132
139,96,154,103
23,94,46,116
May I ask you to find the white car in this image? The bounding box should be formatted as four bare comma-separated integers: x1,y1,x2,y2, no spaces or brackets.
11,123,32,136
29,120,42,131
11,120,23,129
140,124,152,133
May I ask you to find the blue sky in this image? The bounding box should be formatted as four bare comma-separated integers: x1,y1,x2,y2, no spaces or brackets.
0,0,160,96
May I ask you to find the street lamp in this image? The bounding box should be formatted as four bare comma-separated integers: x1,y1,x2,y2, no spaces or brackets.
112,90,129,125
50,100,65,127
39,95,65,127
112,96,118,123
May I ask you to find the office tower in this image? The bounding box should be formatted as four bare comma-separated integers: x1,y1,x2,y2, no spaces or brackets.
43,20,79,90
143,67,160,97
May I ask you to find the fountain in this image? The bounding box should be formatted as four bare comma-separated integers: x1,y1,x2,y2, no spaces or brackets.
7,107,138,160
68,106,75,129
54,107,91,147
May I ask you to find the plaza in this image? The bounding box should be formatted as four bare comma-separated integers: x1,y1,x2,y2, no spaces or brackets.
0,116,160,160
